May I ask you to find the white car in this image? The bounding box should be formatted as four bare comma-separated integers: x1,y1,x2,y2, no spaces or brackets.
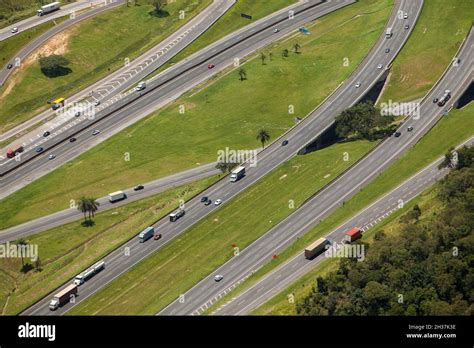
403,12,408,19
94,100,101,106
214,199,222,206
11,27,18,34
214,275,223,282
92,129,100,136
273,28,280,33
355,82,361,88
48,154,56,160
377,64,383,69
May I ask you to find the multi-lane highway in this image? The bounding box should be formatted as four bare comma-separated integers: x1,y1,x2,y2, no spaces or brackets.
21,0,361,316
159,22,473,315
0,0,339,196
213,137,474,315
0,162,220,243
0,0,126,86
0,0,234,145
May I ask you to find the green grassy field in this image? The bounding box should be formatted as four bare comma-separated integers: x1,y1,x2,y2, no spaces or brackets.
0,0,211,132
0,18,63,66
152,0,297,76
68,138,376,315
207,102,474,314
0,174,219,315
0,0,74,28
379,0,474,103
0,0,392,231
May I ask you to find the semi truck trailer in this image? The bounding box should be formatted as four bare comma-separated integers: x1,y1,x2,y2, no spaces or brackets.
6,146,24,159
37,2,61,16
344,227,362,243
230,166,245,182
108,191,126,203
304,238,329,259
138,226,155,243
73,260,105,285
49,284,77,310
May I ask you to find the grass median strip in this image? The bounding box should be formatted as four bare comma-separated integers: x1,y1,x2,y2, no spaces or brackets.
68,139,376,315
0,0,391,230
0,174,219,315
379,0,474,103
205,102,474,315
0,0,211,132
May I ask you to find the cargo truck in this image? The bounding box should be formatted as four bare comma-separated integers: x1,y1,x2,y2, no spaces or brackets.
344,227,362,243
304,238,329,259
385,27,392,38
169,209,185,222
51,97,65,110
73,260,105,285
6,146,24,159
108,191,126,203
139,226,155,243
49,284,77,310
230,166,245,182
37,2,61,16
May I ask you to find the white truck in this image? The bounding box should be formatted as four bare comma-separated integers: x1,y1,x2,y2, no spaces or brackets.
385,27,393,38
108,191,126,203
138,226,155,243
169,208,185,222
37,2,61,16
230,166,245,182
49,284,77,310
73,261,105,285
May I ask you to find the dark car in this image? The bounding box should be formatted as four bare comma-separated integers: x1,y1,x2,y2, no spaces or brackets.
204,199,212,206
69,137,76,143
384,48,390,53
7,64,13,69
43,131,50,137
394,132,401,137
407,126,413,132
134,185,144,191
433,97,439,103
200,196,209,203
208,64,215,69
35,147,44,153
282,140,289,146
75,111,81,117
153,233,162,240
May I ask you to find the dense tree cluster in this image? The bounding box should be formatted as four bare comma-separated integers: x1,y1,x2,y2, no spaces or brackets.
334,102,396,141
296,148,474,315
39,54,71,78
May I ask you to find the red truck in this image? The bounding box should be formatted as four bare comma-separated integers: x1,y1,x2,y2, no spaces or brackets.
344,227,362,243
6,146,24,158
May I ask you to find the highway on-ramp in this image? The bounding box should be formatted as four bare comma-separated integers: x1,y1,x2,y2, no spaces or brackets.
159,23,473,315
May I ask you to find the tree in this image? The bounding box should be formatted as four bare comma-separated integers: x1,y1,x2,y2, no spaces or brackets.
282,49,289,58
35,257,42,272
151,0,168,16
238,68,247,81
293,43,301,54
87,197,100,220
77,197,100,222
256,128,270,148
77,197,89,222
215,162,235,173
260,52,267,65
39,54,71,77
269,52,274,61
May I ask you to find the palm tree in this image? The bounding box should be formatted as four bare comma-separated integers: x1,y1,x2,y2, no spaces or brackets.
77,197,89,222
256,129,270,149
238,68,247,81
17,238,28,268
87,197,100,220
261,52,267,65
293,43,301,54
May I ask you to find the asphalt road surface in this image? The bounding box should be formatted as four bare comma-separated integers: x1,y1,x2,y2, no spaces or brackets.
159,23,473,315
213,137,474,315
0,0,126,86
0,162,220,243
0,0,334,196
0,0,235,146
20,0,361,316
0,1,111,42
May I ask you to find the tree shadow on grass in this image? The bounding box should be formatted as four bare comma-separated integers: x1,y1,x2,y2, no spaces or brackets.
81,220,96,227
41,66,72,78
149,9,170,18
21,263,34,274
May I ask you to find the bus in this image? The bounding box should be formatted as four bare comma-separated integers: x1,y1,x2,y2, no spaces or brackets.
51,97,65,110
